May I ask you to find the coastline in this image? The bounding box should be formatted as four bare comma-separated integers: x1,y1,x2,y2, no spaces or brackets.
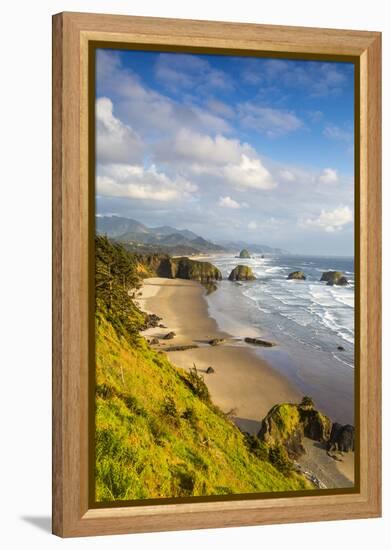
137,277,301,435
137,277,354,488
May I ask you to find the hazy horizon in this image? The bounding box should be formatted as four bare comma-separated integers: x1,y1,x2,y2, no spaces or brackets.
95,49,355,256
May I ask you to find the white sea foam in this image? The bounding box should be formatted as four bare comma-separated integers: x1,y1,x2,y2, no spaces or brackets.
206,253,355,366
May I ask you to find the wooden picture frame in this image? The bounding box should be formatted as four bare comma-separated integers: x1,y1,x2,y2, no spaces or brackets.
52,11,381,537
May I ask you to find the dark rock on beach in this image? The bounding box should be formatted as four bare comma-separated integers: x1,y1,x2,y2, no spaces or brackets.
206,366,215,374
143,313,162,329
149,337,160,345
244,337,275,347
287,271,306,280
163,331,176,340
337,345,345,351
164,344,199,352
208,338,225,346
301,407,332,442
328,423,355,452
228,265,256,281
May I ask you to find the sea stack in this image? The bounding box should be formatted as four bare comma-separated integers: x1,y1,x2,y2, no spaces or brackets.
320,271,348,286
239,249,251,259
228,265,256,281
287,271,306,280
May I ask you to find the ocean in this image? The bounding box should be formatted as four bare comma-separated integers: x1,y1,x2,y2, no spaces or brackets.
204,254,355,424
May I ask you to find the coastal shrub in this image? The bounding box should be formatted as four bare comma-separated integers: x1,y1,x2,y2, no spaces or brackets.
161,396,181,428
185,366,211,403
96,383,115,400
300,395,315,409
268,444,294,476
182,406,198,427
173,465,196,495
95,235,147,342
244,434,269,461
149,417,168,443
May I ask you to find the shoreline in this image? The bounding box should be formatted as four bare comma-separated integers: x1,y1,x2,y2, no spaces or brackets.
137,277,354,488
137,277,301,435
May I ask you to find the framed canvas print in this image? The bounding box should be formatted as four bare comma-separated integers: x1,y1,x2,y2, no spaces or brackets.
52,12,381,537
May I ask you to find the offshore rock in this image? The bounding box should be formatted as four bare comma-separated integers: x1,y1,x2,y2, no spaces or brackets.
287,271,306,280
239,249,251,259
228,265,256,281
320,271,348,286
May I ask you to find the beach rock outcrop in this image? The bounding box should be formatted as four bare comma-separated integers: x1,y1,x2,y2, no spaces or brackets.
208,338,225,346
320,271,348,286
228,265,256,281
173,257,222,284
143,313,162,329
258,397,332,459
239,249,251,259
301,407,332,442
258,402,305,459
328,423,355,452
156,257,178,278
244,337,275,347
288,271,306,280
164,344,199,352
163,331,176,340
141,254,222,284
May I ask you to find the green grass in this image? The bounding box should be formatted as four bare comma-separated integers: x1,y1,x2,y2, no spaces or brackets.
95,313,311,502
94,236,312,502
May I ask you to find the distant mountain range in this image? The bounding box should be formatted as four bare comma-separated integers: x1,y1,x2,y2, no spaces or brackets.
96,216,225,255
96,216,290,256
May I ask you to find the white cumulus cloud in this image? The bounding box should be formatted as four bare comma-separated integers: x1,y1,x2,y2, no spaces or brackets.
155,130,277,190
97,163,197,202
300,205,353,233
155,129,251,166
279,169,297,182
224,155,276,190
96,97,144,164
319,168,339,184
218,196,241,209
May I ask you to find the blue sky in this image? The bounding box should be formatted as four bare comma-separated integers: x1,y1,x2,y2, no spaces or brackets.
95,48,355,255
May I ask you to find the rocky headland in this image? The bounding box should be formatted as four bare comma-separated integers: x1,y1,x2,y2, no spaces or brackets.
257,396,355,484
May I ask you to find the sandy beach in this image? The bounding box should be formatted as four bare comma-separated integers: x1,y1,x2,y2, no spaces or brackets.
137,277,301,435
137,277,354,488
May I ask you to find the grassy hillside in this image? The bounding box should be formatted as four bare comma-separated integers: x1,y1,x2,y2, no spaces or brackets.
95,236,312,501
